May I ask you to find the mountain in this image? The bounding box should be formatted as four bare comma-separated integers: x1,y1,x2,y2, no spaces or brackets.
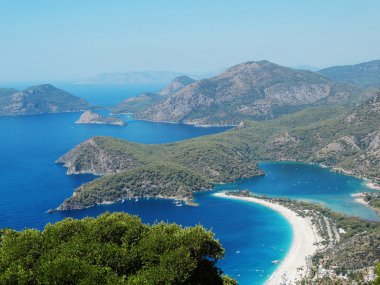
56,92,380,210
76,111,126,126
78,71,198,85
136,61,376,126
319,60,380,87
112,76,195,114
157,76,196,96
0,84,92,116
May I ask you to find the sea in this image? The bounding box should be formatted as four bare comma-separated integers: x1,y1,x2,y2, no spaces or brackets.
0,83,378,285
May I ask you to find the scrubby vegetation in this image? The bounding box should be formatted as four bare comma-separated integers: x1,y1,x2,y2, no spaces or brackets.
0,212,236,285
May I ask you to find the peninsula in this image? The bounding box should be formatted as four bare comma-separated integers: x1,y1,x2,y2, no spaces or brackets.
76,111,126,126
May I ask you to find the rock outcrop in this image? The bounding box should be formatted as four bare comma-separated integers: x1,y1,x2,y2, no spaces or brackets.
76,111,126,126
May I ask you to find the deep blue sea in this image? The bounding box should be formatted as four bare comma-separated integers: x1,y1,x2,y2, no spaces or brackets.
0,84,378,285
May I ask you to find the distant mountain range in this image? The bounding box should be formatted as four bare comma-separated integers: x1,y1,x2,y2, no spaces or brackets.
0,84,92,116
116,60,377,126
319,60,380,87
78,71,208,85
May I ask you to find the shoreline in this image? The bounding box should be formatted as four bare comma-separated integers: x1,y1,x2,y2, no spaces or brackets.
125,115,237,128
365,181,380,191
56,194,198,211
351,193,380,217
351,193,369,207
214,192,320,285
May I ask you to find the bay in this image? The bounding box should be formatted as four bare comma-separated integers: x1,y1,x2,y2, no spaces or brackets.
0,84,377,284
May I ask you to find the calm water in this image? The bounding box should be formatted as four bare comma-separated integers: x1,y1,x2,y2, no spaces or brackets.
216,161,379,221
0,84,377,284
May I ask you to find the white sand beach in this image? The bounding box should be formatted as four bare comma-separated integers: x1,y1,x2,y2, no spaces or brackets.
214,192,320,285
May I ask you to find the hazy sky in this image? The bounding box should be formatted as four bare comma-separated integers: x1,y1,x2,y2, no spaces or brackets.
0,0,379,82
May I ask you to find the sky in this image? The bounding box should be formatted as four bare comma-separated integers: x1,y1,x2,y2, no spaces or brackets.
0,0,379,82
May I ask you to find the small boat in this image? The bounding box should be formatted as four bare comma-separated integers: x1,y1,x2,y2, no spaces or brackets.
174,200,183,206
121,198,125,203
47,209,55,214
271,260,280,264
135,198,139,202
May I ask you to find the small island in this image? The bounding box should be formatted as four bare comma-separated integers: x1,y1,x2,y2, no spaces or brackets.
76,111,126,126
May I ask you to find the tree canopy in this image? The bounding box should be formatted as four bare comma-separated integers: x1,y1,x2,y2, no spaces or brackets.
0,212,236,285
